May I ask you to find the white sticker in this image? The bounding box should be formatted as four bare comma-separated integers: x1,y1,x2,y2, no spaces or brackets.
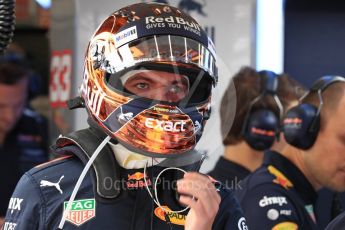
267,209,279,220
115,26,138,48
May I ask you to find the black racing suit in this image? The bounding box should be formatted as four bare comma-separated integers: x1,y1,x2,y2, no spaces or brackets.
3,128,247,230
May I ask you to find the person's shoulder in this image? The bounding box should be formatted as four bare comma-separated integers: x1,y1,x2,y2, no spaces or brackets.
4,155,85,228
238,165,280,192
18,155,85,201
28,155,82,179
234,166,303,230
31,155,81,171
235,164,294,207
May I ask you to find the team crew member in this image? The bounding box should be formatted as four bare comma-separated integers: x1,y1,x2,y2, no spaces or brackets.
208,66,305,187
0,54,48,226
235,76,345,229
3,3,247,230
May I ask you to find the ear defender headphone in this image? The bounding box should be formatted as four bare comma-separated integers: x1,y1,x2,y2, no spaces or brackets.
241,70,283,151
283,75,345,150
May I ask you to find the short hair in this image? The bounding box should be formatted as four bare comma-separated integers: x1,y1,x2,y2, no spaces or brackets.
221,66,306,146
301,82,345,131
0,54,29,85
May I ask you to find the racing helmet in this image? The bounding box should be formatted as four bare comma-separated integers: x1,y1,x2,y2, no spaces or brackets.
80,2,218,158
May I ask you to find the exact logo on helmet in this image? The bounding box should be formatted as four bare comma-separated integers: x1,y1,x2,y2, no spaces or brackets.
145,118,187,132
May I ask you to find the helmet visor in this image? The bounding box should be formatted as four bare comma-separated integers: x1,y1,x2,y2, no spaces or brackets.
106,65,213,105
102,35,216,105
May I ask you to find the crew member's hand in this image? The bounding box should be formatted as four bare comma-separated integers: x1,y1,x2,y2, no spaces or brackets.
177,172,221,230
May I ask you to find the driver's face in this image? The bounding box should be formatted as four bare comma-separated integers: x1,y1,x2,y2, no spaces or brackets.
123,70,189,103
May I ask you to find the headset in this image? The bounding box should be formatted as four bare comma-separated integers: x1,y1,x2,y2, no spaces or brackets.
283,75,345,150
241,70,283,151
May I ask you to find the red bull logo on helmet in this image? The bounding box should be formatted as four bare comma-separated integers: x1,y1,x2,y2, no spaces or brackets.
145,16,201,31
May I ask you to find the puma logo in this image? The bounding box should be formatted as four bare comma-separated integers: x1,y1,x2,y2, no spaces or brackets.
40,175,64,194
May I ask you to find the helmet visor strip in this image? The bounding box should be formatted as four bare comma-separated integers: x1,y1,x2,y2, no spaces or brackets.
106,34,217,80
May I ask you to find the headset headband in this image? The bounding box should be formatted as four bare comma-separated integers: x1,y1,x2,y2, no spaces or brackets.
258,70,279,94
310,75,345,92
303,75,345,132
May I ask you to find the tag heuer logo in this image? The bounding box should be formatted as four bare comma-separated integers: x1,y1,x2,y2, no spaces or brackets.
63,198,96,226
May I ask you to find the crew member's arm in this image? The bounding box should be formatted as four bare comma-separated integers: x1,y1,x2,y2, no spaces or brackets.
3,173,44,230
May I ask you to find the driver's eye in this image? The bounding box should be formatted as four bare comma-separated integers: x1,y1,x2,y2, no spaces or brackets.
136,82,149,89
